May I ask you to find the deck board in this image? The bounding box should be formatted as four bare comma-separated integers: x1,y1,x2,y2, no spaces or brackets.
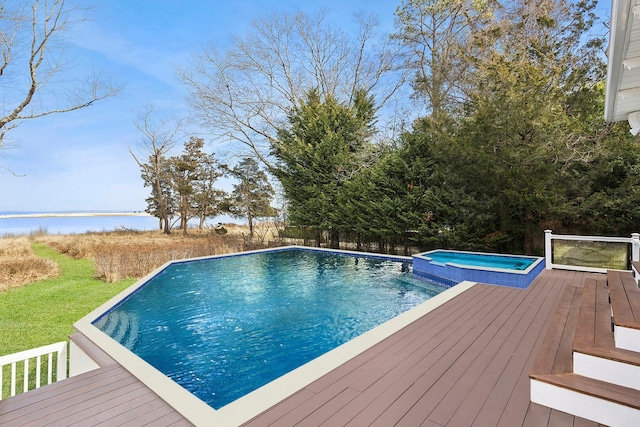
430,274,555,424
244,269,603,427
366,288,518,426
481,271,572,427
1,268,606,426
442,270,569,426
0,364,191,427
445,270,563,425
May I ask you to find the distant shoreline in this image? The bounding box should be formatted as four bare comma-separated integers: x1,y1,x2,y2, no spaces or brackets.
0,212,151,220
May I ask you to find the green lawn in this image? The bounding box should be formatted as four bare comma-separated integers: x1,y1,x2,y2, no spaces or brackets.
0,243,135,356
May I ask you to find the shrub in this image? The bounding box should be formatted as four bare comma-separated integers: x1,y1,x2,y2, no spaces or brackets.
0,238,60,291
32,229,270,282
92,235,252,282
0,237,33,258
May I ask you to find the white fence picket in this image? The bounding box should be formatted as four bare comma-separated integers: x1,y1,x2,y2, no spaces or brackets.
0,341,67,400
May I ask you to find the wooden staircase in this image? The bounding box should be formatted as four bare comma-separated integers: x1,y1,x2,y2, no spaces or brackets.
529,270,640,427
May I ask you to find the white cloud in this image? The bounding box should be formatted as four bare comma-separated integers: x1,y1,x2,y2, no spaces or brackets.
73,21,185,89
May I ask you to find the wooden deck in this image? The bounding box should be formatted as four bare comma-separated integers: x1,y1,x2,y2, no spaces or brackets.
0,363,192,426
242,269,605,426
0,269,606,426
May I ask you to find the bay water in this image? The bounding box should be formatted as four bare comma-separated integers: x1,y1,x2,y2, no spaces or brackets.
0,212,160,236
0,212,234,236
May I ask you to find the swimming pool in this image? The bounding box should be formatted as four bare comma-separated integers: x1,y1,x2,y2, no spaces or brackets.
412,249,544,288
90,248,446,410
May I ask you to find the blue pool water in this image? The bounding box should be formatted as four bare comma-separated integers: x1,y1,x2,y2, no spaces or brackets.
423,250,536,271
93,249,444,409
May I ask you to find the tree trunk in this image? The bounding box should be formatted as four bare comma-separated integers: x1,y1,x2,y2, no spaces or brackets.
248,211,254,237
181,195,189,236
154,174,171,235
523,207,535,255
330,229,340,249
403,235,410,256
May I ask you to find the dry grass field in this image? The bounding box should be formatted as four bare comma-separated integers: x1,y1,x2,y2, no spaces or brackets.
0,237,60,291
0,222,286,289
31,223,279,282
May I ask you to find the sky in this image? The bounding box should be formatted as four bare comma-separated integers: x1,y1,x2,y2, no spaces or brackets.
0,0,612,213
0,0,399,213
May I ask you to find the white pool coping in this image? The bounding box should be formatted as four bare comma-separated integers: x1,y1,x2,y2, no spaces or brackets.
74,246,477,426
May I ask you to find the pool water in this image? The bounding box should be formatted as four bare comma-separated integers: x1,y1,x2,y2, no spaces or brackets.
93,249,444,409
423,250,536,270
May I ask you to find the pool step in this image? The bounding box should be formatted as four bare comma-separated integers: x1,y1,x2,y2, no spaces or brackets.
93,312,139,350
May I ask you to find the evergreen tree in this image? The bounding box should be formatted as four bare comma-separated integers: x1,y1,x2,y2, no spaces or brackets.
225,158,275,236
169,137,223,235
143,158,177,231
274,88,376,248
192,153,226,230
397,0,627,254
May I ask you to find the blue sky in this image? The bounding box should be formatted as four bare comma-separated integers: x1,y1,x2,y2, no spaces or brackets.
0,0,399,212
0,0,611,213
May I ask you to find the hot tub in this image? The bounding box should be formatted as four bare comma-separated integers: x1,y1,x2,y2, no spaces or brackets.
412,250,544,288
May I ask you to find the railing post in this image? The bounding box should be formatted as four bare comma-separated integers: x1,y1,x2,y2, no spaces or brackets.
57,342,68,381
544,230,553,270
632,233,640,262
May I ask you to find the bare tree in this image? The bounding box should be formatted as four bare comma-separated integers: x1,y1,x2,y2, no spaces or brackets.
130,107,184,234
178,9,403,169
393,0,494,116
0,0,120,150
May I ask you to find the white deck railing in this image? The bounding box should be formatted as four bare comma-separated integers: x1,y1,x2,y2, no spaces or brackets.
0,341,67,400
545,230,640,273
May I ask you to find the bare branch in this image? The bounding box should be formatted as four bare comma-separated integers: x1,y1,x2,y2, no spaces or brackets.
130,106,185,234
0,0,120,150
178,9,403,167
131,106,184,157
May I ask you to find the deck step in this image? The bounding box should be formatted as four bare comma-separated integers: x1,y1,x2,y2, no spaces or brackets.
608,270,640,352
574,347,640,391
530,373,640,426
571,277,640,390
573,278,612,350
530,276,640,425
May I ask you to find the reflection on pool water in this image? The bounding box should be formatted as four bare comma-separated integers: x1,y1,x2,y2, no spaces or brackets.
93,248,445,409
